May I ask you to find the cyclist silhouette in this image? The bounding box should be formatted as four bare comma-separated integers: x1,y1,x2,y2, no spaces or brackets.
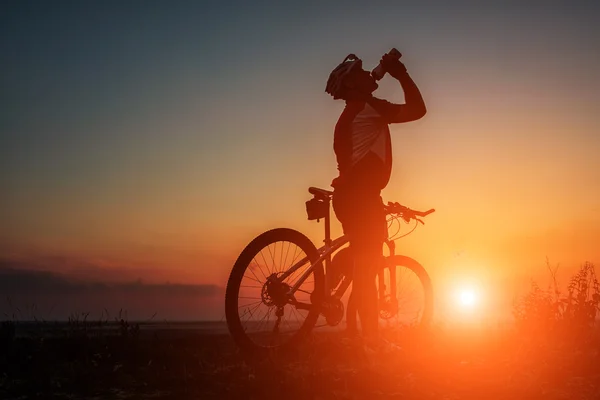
325,51,426,342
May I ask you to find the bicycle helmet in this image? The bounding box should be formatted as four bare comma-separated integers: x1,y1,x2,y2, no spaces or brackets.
325,54,363,99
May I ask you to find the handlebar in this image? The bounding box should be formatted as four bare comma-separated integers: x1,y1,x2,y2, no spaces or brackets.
384,202,435,225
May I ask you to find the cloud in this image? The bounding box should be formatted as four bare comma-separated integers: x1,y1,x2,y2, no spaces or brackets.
0,265,221,295
0,262,225,321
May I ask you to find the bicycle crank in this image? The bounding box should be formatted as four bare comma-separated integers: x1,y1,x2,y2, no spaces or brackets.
379,296,398,319
321,296,344,326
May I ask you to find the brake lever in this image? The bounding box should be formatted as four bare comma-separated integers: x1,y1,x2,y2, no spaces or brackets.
416,218,424,225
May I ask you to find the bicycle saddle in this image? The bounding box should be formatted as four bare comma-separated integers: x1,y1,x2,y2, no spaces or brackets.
308,187,333,200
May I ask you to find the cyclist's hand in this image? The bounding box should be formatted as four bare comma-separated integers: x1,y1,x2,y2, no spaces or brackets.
380,53,407,78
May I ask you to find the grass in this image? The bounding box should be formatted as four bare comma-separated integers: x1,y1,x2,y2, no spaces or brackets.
1,263,600,399
2,321,600,399
512,260,600,336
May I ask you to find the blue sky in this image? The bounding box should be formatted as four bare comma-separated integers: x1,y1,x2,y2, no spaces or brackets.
1,0,599,319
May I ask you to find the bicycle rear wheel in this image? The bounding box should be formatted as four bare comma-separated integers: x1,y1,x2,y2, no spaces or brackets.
378,255,433,326
225,228,325,357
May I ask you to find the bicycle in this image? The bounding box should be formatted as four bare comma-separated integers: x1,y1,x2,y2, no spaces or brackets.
225,186,435,356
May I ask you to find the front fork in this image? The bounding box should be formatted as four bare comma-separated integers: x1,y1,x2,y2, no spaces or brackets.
378,239,396,300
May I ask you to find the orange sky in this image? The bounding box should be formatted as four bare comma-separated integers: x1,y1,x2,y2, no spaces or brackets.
2,2,599,320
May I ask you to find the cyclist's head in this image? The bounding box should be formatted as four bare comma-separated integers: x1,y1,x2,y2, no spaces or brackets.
325,54,378,100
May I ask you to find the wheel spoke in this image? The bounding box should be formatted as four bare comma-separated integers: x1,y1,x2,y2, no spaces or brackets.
267,242,276,274
247,259,267,283
279,241,285,274
289,305,304,328
381,264,426,323
283,240,292,273
259,249,272,276
241,274,263,286
283,245,305,282
228,231,325,350
256,307,274,333
289,245,304,269
251,256,269,281
238,300,262,309
240,301,265,326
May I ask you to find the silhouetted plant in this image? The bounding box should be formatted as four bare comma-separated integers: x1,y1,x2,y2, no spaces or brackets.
0,320,16,344
512,280,557,332
513,261,600,335
562,262,600,329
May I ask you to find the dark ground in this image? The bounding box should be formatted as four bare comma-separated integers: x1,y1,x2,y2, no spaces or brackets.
1,321,600,399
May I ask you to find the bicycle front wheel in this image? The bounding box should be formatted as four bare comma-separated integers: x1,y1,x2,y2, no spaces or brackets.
225,228,325,357
379,255,433,326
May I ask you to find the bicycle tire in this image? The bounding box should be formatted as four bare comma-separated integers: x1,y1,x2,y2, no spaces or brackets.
225,228,325,357
384,255,434,327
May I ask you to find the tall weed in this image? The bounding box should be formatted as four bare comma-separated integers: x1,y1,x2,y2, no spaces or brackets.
513,261,600,336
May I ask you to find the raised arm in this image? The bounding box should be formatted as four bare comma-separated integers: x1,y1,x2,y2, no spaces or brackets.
370,54,427,123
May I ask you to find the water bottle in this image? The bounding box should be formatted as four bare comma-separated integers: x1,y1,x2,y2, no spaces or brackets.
371,48,402,81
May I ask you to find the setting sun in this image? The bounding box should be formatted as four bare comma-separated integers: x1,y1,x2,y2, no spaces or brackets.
456,288,479,309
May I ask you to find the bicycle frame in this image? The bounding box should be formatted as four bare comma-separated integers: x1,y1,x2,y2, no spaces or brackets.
281,234,349,297
279,194,347,297
279,194,398,305
226,187,434,354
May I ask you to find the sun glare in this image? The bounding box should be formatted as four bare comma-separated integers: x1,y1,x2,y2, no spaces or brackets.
459,290,477,307
456,288,479,310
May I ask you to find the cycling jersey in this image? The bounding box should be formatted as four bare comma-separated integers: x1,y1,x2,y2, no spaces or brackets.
332,96,401,191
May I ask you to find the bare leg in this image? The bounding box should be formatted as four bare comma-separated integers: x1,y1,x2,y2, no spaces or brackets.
352,245,379,339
